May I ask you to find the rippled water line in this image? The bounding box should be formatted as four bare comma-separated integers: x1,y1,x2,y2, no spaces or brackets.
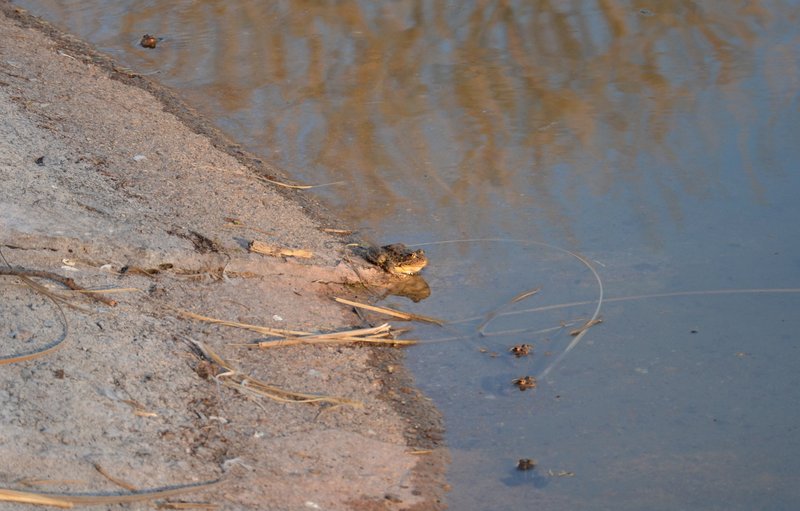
418,287,800,346
430,287,800,347
415,320,583,346
410,238,800,379
411,238,604,378
462,287,800,324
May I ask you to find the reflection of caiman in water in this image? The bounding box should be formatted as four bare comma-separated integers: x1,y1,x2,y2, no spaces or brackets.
358,243,431,302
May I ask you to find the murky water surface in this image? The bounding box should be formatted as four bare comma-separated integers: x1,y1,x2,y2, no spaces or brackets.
14,1,800,508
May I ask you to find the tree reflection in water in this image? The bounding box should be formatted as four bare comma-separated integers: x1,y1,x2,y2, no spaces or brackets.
17,0,797,244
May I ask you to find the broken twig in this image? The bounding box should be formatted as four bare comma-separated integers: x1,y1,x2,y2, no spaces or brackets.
334,297,444,325
0,267,117,307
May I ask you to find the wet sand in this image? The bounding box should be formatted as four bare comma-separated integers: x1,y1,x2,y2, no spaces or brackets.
0,3,447,509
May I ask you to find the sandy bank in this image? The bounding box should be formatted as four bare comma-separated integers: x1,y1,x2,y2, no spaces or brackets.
0,3,446,509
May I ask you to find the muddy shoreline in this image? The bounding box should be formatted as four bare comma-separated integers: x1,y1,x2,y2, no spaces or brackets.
0,2,447,509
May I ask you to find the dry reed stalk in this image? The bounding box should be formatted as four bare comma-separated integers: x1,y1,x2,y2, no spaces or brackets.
176,309,308,337
157,502,219,510
180,310,415,347
0,279,69,365
257,176,344,190
0,478,222,507
511,288,542,303
0,267,118,306
120,399,158,418
71,287,140,295
476,319,582,339
93,464,138,491
258,177,315,189
248,240,313,259
248,323,417,348
189,340,362,408
569,317,603,336
477,286,541,336
0,334,68,366
218,370,362,406
14,275,93,313
334,297,444,325
0,489,73,508
16,480,86,487
321,228,353,235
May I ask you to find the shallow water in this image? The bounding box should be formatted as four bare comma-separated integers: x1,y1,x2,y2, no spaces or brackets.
13,1,800,508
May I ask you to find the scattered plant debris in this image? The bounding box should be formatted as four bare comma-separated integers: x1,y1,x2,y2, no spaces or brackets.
334,296,443,325
0,266,118,307
569,317,603,336
93,463,138,491
546,469,575,477
249,240,313,259
188,339,362,407
244,323,416,349
321,228,353,235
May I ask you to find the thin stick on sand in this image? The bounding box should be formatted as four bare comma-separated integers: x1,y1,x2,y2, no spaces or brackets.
334,297,444,326
188,339,363,407
0,267,118,307
0,479,224,508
